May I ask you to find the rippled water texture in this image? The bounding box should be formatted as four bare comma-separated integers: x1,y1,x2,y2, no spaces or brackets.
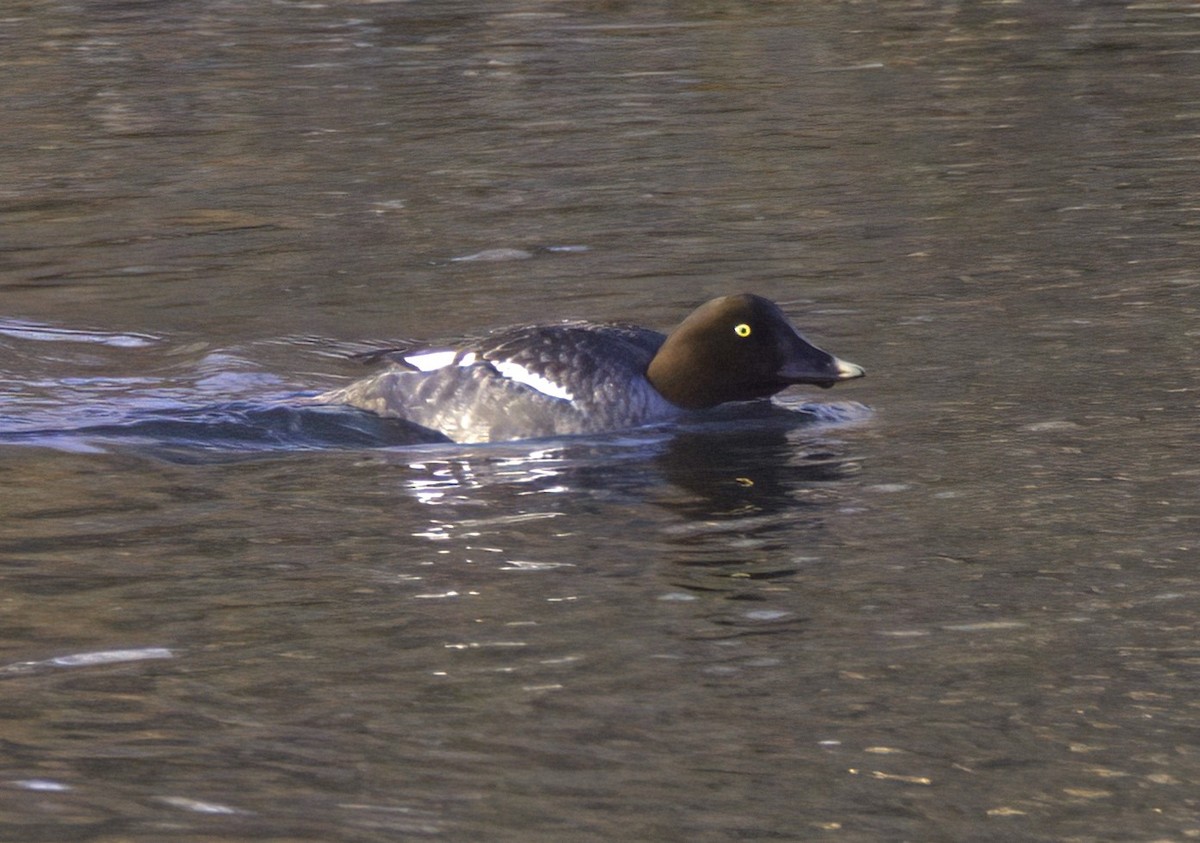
2,2,1199,841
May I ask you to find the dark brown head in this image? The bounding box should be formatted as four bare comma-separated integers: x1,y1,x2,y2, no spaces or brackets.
646,294,864,410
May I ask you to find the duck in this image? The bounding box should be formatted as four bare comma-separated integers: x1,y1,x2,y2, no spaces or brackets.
313,293,864,444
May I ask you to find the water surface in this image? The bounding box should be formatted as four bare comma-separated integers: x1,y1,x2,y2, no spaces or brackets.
2,2,1200,840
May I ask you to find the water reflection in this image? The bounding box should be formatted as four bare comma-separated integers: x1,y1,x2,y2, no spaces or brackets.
0,320,158,349
389,405,865,512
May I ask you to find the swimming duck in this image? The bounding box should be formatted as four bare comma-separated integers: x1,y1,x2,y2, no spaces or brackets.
314,293,864,443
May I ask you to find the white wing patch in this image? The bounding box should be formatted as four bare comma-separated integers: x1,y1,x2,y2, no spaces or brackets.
402,350,457,371
400,349,573,402
491,360,575,402
402,350,478,371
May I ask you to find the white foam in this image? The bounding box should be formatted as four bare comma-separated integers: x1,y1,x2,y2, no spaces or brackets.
49,647,175,667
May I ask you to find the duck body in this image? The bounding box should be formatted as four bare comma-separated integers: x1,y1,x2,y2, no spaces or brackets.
315,294,864,444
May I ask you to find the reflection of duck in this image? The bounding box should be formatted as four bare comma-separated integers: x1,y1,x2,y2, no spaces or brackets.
648,416,866,593
316,294,864,444
648,401,864,521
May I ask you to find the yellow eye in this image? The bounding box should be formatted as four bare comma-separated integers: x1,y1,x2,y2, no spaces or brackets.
734,323,752,338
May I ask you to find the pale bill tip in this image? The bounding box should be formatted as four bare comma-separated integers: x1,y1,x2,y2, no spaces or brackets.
834,358,866,380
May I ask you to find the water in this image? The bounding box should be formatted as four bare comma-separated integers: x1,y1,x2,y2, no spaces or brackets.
3,1,1200,840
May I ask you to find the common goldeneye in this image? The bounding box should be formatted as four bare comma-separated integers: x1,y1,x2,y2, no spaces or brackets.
315,294,864,443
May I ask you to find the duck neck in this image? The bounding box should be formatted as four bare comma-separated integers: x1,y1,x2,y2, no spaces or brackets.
646,339,713,410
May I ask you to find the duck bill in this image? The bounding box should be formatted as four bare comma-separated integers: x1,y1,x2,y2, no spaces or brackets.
830,357,866,383
776,355,865,389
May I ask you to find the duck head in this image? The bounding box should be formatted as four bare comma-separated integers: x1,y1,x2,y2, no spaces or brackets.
646,294,865,410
